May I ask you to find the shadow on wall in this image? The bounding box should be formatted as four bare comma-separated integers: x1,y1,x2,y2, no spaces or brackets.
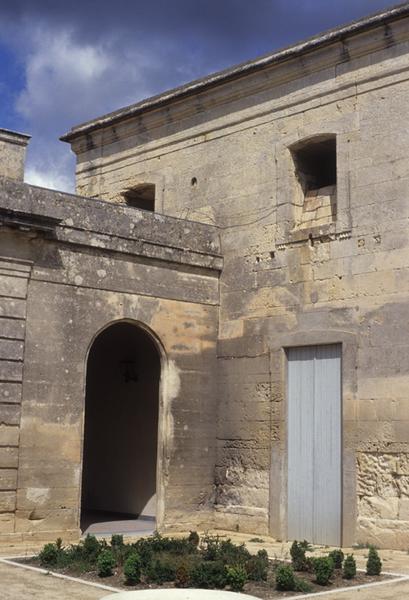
81,321,161,527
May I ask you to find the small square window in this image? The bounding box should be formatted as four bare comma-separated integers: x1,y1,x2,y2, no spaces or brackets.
122,183,155,211
291,136,337,229
292,136,336,193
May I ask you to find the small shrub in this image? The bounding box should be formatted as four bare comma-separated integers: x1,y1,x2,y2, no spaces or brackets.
97,549,116,577
190,560,227,589
55,538,63,550
329,549,344,569
175,564,190,588
131,538,154,569
366,547,382,576
111,534,128,566
219,540,250,566
305,556,316,573
275,564,295,591
249,537,264,543
290,540,311,571
245,550,268,581
343,554,357,579
314,556,334,586
132,533,194,559
188,531,200,547
83,534,102,562
226,565,247,592
294,576,314,593
39,543,59,566
146,557,177,584
124,552,142,585
111,534,124,549
200,534,221,561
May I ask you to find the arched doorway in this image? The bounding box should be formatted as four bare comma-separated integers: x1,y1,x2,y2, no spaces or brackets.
81,321,161,534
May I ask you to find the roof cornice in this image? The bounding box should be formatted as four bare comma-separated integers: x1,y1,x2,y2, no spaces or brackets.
60,2,409,143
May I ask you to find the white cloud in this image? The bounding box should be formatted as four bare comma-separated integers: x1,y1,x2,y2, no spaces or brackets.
11,28,169,193
0,14,215,195
24,165,75,193
16,30,118,125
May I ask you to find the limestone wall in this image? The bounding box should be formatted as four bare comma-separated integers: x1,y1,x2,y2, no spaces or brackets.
0,258,30,534
67,15,409,548
0,180,221,543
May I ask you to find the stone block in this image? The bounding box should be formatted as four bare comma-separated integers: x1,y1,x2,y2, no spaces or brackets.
0,361,23,382
0,297,26,319
0,383,22,404
359,496,399,520
16,461,80,488
0,275,27,299
0,318,26,340
0,425,19,445
0,491,16,512
16,486,93,511
15,508,78,533
398,498,409,521
0,447,18,468
0,512,14,533
0,404,21,425
0,468,17,490
0,339,24,361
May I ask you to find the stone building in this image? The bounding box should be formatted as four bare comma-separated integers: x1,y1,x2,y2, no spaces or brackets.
1,3,409,550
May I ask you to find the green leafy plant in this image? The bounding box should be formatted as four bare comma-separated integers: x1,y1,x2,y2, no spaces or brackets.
343,554,357,579
200,534,222,561
39,543,59,567
123,552,142,585
275,564,296,591
83,534,102,563
290,540,311,571
175,564,190,588
294,576,314,592
190,560,227,589
366,547,382,576
146,557,177,584
226,565,247,591
219,540,250,566
188,531,200,547
313,556,334,585
329,549,344,569
124,552,141,585
244,549,268,581
111,534,124,549
97,549,116,577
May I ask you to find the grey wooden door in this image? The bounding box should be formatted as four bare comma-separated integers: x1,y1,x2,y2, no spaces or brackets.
287,344,342,546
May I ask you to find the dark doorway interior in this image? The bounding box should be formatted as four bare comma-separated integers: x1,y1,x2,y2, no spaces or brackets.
81,322,160,533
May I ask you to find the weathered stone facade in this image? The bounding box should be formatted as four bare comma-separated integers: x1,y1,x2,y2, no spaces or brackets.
0,177,222,544
1,4,409,549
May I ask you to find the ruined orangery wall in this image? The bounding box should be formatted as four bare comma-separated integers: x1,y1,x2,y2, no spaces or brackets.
64,9,409,548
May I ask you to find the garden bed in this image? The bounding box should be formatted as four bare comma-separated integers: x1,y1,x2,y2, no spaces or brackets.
16,533,392,598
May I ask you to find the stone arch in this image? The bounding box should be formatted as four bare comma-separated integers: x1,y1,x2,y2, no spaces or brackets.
80,319,165,533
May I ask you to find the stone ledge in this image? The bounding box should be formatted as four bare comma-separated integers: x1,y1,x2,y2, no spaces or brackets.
0,178,223,272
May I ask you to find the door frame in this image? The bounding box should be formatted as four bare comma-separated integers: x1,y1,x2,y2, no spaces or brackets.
79,318,168,533
268,330,358,547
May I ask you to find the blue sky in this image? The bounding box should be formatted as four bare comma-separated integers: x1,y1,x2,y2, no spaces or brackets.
0,0,400,192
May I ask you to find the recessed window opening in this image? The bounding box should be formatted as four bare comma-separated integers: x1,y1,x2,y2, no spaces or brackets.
123,183,155,211
292,136,336,194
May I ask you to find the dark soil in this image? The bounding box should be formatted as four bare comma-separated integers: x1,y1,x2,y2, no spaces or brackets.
16,557,392,597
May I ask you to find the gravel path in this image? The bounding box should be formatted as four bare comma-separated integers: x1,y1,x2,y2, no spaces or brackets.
0,561,110,599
